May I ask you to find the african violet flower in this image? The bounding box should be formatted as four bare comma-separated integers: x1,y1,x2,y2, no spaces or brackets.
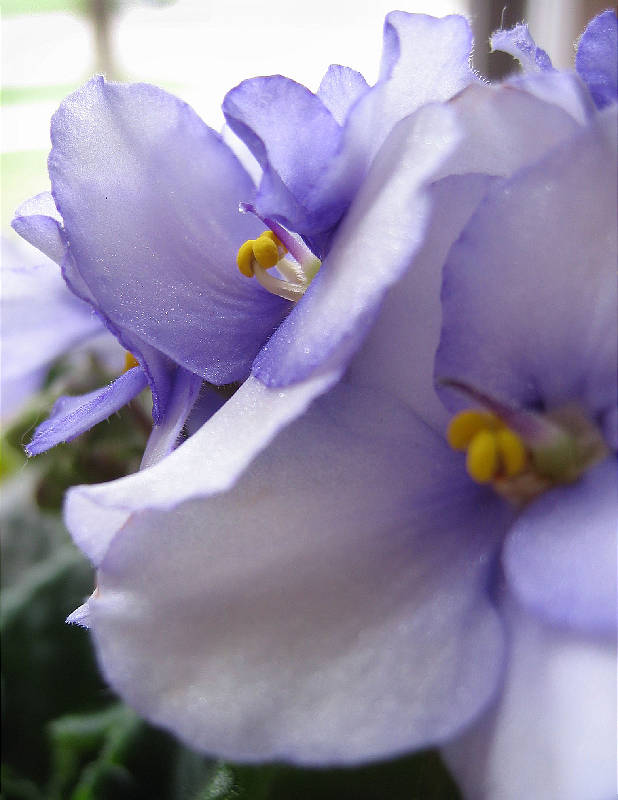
61,10,615,798
12,11,475,465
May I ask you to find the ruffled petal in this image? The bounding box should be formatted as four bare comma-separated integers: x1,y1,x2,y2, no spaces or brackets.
88,383,509,763
576,10,618,110
140,367,202,469
11,192,66,265
321,13,475,212
316,65,369,125
444,598,616,800
49,77,289,387
490,23,553,73
64,369,342,566
436,106,617,434
503,458,617,635
26,366,147,456
1,244,103,418
252,102,460,387
223,76,344,233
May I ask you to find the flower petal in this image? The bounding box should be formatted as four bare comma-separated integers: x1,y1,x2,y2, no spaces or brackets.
49,77,289,386
436,106,617,435
252,102,460,387
26,366,147,456
11,191,66,265
223,75,344,234
89,383,508,763
64,369,342,566
503,458,617,634
444,598,616,800
490,24,553,73
576,10,618,110
139,367,202,469
316,64,369,125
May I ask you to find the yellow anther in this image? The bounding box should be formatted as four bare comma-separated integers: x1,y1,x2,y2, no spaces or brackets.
447,409,502,451
496,428,527,477
252,235,280,269
259,229,286,253
466,430,499,483
123,352,140,372
237,239,256,278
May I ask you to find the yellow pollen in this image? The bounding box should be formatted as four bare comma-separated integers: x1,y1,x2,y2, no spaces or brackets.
123,351,140,372
466,430,499,483
447,409,502,450
259,229,286,253
252,235,280,269
237,239,256,278
496,428,527,477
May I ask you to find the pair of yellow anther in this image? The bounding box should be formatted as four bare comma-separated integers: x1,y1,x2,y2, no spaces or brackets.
237,230,286,278
447,409,527,484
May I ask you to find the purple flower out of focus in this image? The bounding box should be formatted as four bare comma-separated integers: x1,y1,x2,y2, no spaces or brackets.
12,12,475,468
19,9,618,799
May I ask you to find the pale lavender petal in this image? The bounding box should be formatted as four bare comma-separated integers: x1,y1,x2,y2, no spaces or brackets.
88,383,508,763
317,65,369,125
505,71,595,126
576,10,618,110
490,24,553,73
444,598,617,800
346,173,493,433
439,81,583,179
503,458,617,634
436,107,617,436
222,76,344,232
64,370,342,566
140,367,202,469
11,192,66,265
27,366,147,456
50,77,289,387
252,102,460,387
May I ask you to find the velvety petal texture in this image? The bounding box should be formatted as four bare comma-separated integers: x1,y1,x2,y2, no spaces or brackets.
49,77,289,388
27,367,147,456
436,106,617,434
88,382,509,764
503,458,617,634
576,10,618,110
1,243,103,418
444,598,617,800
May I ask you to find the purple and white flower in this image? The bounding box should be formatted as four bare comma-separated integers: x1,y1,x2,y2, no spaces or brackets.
30,9,618,798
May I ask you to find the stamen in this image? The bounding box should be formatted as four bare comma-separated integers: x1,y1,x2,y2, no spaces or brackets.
495,428,527,477
236,223,320,302
447,409,501,450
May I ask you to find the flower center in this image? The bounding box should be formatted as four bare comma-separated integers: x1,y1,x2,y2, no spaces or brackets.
444,385,609,506
235,205,321,302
